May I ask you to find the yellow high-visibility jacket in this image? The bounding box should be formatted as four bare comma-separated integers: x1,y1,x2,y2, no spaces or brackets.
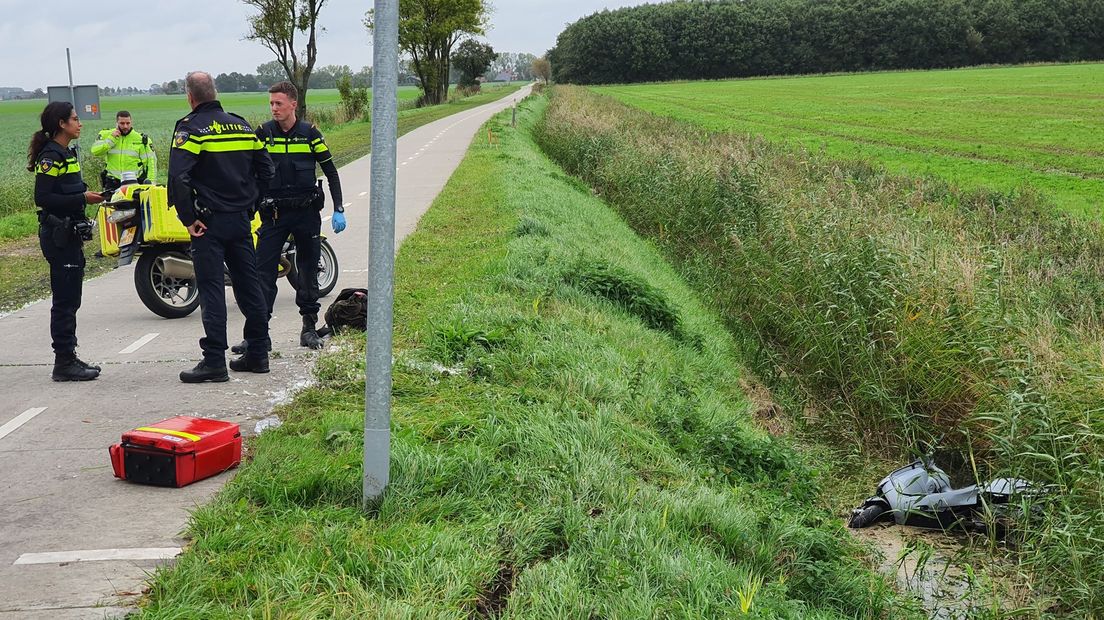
91,128,157,183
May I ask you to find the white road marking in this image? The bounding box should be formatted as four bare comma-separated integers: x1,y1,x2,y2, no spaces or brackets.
358,191,368,197
322,216,332,223
119,333,159,354
0,407,48,442
343,202,352,208
14,547,182,565
342,269,369,273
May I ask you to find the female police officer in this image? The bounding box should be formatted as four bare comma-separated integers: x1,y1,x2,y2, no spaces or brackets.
27,101,104,381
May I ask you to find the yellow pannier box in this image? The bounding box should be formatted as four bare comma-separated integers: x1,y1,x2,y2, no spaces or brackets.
97,206,121,257
98,185,190,257
142,185,193,244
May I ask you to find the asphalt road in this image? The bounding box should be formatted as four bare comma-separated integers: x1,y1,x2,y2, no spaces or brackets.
0,85,531,619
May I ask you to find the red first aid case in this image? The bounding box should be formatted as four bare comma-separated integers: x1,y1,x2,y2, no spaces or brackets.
109,416,242,487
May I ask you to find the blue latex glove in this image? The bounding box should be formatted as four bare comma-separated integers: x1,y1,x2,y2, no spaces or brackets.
332,211,347,233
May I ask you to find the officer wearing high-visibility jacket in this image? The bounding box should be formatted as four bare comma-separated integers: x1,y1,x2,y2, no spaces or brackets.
168,71,275,384
27,101,105,381
90,110,156,191
245,80,345,353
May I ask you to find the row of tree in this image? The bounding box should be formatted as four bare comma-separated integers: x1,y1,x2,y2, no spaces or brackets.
548,0,1104,84
142,49,525,99
210,63,374,93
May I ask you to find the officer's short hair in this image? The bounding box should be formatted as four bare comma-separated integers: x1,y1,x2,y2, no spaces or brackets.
116,110,131,119
268,81,298,102
185,71,217,104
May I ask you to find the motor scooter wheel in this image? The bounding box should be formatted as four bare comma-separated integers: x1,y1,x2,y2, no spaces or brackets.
848,504,888,529
287,238,339,298
135,248,201,318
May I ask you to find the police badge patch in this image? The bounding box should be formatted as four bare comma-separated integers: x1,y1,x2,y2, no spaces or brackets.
174,131,189,147
38,159,54,173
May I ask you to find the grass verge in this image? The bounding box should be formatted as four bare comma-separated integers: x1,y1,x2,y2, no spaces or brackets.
0,228,117,315
134,97,909,618
0,84,524,315
534,85,1104,616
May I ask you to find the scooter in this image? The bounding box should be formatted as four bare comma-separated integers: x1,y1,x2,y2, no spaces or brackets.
848,456,1039,534
99,180,339,319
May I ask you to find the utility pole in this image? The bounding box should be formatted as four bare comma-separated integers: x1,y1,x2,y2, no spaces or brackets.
364,0,398,506
66,48,75,107
66,48,81,169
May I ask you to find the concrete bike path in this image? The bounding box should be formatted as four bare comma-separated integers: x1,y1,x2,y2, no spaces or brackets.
0,84,531,619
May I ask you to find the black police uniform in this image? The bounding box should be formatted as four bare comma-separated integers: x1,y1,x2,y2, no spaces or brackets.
254,119,342,347
167,100,275,380
34,141,99,381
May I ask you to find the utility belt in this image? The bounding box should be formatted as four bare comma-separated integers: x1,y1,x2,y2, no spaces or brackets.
38,210,94,247
101,169,147,193
261,181,324,219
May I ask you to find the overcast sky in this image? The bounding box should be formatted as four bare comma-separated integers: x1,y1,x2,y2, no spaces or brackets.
0,0,652,91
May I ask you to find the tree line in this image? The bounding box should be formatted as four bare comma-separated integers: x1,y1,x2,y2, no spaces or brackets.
548,0,1104,84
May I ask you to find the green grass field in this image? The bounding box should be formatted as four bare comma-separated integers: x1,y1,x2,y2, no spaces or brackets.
596,63,1104,216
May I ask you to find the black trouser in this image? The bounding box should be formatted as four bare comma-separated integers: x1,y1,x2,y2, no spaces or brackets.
255,206,322,317
38,223,85,355
191,210,270,364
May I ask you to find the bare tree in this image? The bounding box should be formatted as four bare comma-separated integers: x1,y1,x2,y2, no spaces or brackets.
532,57,551,83
243,0,328,118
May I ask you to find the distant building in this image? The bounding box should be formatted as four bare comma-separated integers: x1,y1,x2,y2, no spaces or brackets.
0,87,31,100
491,70,516,83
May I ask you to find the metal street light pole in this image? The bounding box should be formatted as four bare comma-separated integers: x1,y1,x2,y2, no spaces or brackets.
364,0,399,506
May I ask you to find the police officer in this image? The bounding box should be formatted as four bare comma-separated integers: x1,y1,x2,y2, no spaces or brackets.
168,71,275,383
90,110,156,192
244,80,345,353
27,101,104,381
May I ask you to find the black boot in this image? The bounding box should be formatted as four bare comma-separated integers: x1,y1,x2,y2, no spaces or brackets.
52,352,100,382
300,314,324,350
229,354,269,373
232,339,272,354
74,354,101,372
180,360,229,383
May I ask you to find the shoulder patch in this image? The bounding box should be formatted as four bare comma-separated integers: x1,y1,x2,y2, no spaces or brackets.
38,159,54,173
173,131,190,147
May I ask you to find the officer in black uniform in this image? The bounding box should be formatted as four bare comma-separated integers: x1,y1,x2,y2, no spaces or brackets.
245,80,345,353
28,101,104,381
167,71,275,383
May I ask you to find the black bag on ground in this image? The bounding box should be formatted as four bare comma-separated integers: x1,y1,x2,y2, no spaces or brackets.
320,287,368,336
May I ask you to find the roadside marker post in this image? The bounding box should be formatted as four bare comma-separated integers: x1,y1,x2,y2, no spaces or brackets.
364,0,399,506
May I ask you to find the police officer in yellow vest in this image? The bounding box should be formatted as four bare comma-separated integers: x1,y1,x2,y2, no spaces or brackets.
91,110,156,192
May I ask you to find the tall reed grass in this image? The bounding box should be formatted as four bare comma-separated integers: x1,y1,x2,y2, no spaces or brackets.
535,86,1104,616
